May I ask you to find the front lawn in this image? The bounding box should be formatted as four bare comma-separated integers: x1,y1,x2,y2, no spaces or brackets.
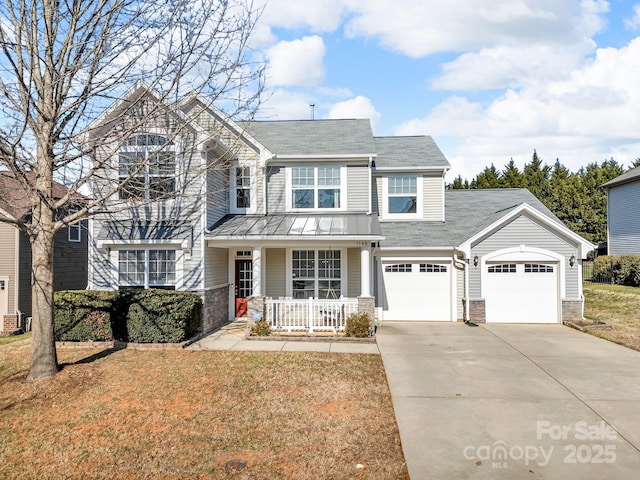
0,340,407,479
583,282,640,351
0,332,30,346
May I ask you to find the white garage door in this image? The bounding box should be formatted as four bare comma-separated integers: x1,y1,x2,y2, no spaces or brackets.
483,262,559,323
382,262,451,321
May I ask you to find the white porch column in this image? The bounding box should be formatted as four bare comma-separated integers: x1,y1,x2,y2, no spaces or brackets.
360,245,371,297
252,246,262,296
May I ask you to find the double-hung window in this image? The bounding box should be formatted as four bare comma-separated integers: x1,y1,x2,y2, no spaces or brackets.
118,249,176,289
231,166,254,213
119,134,175,200
292,249,342,299
291,166,342,210
383,175,422,218
67,208,82,242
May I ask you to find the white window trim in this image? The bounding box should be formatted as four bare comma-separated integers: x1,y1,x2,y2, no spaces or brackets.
285,165,347,212
382,175,423,220
68,209,82,242
110,245,184,290
285,247,347,298
118,133,177,201
230,163,257,214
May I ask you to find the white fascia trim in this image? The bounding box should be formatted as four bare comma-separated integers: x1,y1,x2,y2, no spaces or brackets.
377,246,455,251
274,154,375,160
206,235,385,245
180,94,266,155
0,207,16,221
374,166,450,172
458,203,596,257
96,238,191,252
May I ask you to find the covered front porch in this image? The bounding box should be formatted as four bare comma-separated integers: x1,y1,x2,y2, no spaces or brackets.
204,213,384,331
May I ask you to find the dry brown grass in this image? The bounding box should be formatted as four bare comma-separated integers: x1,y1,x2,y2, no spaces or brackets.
583,282,640,351
0,340,408,479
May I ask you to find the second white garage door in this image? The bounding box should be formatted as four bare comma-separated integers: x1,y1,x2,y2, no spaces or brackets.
483,262,559,323
382,262,451,321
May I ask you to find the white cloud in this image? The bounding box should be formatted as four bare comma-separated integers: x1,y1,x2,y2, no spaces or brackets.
624,4,640,30
327,96,382,132
265,36,326,87
258,89,319,120
260,0,347,32
343,0,607,58
396,36,640,180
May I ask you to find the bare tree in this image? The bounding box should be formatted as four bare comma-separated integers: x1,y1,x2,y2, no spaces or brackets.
0,0,264,380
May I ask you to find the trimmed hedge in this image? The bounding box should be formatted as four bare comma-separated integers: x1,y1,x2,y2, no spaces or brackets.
54,289,202,343
593,254,640,287
126,290,202,343
54,290,118,341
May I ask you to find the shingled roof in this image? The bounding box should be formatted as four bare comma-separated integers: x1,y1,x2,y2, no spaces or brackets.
239,119,376,157
0,171,85,220
601,166,640,189
379,188,561,248
373,136,450,169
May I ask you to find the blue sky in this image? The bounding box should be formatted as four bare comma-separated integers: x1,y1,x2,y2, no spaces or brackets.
250,0,640,181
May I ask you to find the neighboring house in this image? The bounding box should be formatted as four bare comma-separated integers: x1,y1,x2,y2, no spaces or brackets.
601,166,640,255
0,173,88,333
87,84,594,331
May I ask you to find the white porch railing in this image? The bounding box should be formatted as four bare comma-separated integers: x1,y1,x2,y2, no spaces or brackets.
264,297,359,332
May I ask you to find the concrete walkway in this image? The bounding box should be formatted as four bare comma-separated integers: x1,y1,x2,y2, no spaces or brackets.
186,320,380,354
377,322,640,479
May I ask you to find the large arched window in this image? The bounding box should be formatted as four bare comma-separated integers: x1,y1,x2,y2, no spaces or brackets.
119,134,175,200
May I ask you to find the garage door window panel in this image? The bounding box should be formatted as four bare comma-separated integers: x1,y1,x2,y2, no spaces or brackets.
488,264,516,273
420,264,447,273
525,263,554,273
385,264,412,273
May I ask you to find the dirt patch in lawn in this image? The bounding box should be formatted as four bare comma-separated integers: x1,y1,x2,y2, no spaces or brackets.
0,341,408,479
583,282,640,352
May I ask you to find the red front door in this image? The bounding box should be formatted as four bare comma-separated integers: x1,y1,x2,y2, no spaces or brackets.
235,259,253,317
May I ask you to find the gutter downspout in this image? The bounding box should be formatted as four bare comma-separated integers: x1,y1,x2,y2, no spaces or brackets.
453,247,469,322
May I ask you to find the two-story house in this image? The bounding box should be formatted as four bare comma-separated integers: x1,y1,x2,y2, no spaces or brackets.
88,84,594,332
0,172,88,333
602,166,640,255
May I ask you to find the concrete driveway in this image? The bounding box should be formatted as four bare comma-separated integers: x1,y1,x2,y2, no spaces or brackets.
377,322,640,479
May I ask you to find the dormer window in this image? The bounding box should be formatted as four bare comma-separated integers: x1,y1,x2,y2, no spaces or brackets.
382,175,423,219
119,134,175,200
289,166,344,210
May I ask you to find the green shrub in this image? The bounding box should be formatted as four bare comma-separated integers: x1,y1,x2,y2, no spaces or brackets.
593,255,640,287
344,313,372,338
250,319,271,336
126,290,202,343
54,290,118,341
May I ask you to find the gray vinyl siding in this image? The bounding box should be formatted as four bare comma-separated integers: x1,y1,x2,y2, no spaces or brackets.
375,173,445,221
608,181,640,254
347,248,361,297
18,232,30,315
0,223,17,314
204,247,228,288
265,248,286,297
267,164,369,213
456,263,465,320
372,176,380,215
347,166,370,212
266,166,286,213
423,173,444,221
469,213,578,299
53,224,88,294
207,166,228,227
